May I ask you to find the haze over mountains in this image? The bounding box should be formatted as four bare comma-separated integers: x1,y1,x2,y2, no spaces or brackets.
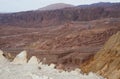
38,3,74,11
78,2,120,8
0,2,120,27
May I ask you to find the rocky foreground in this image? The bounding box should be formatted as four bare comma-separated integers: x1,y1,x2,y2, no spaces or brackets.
81,31,120,79
0,50,104,79
0,31,120,79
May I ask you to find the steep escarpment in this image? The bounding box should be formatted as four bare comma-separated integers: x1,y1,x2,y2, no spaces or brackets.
0,3,120,27
81,32,120,79
0,18,120,69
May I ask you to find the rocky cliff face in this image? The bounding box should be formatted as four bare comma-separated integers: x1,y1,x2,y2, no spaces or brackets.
81,31,120,79
0,18,120,69
0,3,120,27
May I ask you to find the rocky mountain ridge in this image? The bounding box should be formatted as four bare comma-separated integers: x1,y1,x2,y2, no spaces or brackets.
0,2,120,27
0,18,120,69
38,3,74,11
81,31,120,79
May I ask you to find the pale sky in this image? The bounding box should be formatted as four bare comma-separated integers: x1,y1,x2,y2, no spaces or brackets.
0,0,120,13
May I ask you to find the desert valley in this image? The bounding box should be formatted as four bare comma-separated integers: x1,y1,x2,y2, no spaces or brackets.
0,2,120,79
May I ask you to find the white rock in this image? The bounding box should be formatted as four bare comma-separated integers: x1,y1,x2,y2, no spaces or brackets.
74,68,81,73
12,50,27,64
49,63,56,69
28,56,39,65
0,50,8,63
28,73,52,79
29,73,41,79
70,70,79,75
0,50,4,55
0,50,105,79
86,72,104,79
39,62,43,66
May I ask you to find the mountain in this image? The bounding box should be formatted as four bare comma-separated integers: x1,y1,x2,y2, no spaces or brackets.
1,18,120,69
38,3,74,11
78,2,120,8
81,31,120,79
0,2,120,69
0,2,120,27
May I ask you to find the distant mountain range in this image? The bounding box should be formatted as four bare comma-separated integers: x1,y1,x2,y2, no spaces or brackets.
38,3,74,11
0,2,120,27
78,2,118,7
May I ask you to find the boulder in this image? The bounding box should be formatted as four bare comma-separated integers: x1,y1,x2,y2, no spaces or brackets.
49,63,56,68
12,50,27,64
28,56,39,65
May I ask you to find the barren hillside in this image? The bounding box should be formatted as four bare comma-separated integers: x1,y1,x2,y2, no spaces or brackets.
38,3,74,11
0,18,120,69
81,31,120,79
0,3,120,27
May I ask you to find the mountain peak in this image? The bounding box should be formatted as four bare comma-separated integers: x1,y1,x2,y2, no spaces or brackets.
38,3,74,11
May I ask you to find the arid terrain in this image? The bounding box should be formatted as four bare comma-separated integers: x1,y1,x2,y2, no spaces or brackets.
0,17,120,69
81,31,120,79
38,3,74,11
0,2,120,79
0,2,120,70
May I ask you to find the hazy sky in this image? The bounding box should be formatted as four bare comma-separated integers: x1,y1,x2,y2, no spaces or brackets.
0,0,120,12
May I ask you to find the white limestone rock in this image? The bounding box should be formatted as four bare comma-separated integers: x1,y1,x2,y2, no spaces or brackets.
49,63,56,69
28,73,53,79
28,56,39,65
70,68,81,75
0,50,8,63
0,50,105,79
12,50,27,64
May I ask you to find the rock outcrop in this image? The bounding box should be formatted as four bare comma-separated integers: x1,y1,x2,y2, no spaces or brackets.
81,31,120,79
0,49,105,79
0,50,8,63
28,56,39,65
12,50,27,64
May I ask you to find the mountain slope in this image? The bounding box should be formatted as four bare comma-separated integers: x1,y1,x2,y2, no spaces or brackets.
81,31,120,79
78,2,120,8
0,3,120,27
39,3,74,11
0,18,120,69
